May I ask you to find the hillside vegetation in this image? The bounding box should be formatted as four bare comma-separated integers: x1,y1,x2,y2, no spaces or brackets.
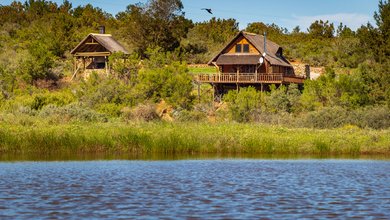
0,0,389,130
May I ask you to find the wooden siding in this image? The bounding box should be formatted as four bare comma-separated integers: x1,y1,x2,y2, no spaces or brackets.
73,36,109,57
224,36,259,54
195,73,305,84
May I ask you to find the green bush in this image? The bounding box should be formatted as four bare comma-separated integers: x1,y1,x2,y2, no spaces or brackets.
122,103,160,122
39,103,108,123
75,73,137,109
175,109,207,122
96,103,124,117
136,61,194,109
299,106,390,129
251,111,295,125
0,90,76,113
300,106,351,128
30,90,77,110
265,85,289,113
224,87,260,122
354,106,390,129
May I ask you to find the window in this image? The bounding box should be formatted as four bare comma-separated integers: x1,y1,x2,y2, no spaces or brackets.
243,44,249,53
96,62,106,69
235,44,250,53
235,44,242,53
241,65,256,73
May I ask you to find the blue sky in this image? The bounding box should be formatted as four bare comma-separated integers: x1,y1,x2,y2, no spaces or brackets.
2,0,379,31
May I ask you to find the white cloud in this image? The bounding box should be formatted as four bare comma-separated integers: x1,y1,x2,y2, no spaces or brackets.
285,13,374,31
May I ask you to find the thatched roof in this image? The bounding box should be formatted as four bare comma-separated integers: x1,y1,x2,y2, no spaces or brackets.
70,33,129,55
209,31,292,67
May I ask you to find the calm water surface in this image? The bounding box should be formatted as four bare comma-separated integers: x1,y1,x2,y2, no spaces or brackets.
0,159,389,219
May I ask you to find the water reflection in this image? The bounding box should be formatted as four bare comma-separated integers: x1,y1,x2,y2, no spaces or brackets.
1,152,389,162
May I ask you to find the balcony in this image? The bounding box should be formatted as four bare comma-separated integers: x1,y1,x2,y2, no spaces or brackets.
195,73,305,84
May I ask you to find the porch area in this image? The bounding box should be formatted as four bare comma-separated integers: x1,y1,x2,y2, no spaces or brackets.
195,73,305,84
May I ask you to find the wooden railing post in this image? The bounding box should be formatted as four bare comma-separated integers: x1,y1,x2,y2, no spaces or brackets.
195,72,304,84
236,68,239,82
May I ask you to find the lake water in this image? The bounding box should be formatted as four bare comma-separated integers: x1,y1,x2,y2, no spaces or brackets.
0,159,389,219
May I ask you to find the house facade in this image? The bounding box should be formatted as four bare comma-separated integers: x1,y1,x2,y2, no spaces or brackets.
196,31,305,98
70,27,128,79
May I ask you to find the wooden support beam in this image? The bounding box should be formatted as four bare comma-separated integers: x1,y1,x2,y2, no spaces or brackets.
197,83,201,102
236,66,239,82
75,52,111,57
105,56,108,76
255,64,258,81
71,66,80,81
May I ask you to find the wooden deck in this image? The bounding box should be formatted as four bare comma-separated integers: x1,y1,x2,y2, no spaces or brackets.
195,73,305,84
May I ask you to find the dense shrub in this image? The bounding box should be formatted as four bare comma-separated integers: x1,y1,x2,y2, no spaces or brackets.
353,106,390,129
95,103,124,117
299,106,351,128
0,90,76,113
265,85,289,113
122,103,159,122
299,106,390,129
175,109,207,122
39,103,108,123
136,61,194,109
251,111,295,125
224,87,260,122
30,91,76,110
77,76,136,108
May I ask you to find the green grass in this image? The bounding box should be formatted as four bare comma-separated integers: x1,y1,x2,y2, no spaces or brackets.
188,66,218,74
0,121,389,156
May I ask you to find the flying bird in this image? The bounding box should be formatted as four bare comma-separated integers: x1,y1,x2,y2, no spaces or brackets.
201,8,213,14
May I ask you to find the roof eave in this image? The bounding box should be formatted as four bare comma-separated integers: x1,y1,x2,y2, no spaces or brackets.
207,31,247,65
70,34,93,54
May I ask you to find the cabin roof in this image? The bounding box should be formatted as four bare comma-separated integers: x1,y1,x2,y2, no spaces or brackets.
70,33,129,55
209,31,292,67
216,54,261,65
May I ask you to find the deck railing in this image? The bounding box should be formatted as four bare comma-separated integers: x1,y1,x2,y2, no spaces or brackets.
195,73,305,84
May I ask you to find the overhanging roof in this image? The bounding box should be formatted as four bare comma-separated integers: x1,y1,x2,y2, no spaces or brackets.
209,31,292,67
216,54,261,65
71,33,129,56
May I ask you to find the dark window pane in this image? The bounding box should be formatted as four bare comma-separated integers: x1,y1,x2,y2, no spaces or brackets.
96,63,105,69
243,44,249,53
235,44,242,53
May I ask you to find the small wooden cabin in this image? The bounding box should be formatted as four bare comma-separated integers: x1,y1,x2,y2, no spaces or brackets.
196,31,305,98
70,27,128,79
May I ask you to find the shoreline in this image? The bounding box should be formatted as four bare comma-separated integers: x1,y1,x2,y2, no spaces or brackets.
1,122,389,156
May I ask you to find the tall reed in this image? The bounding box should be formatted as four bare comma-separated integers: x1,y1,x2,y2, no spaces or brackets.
0,121,389,155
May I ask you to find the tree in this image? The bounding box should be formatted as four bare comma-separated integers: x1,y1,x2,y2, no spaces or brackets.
182,17,238,63
245,22,287,43
286,84,302,113
308,20,334,38
0,1,26,24
117,0,192,56
374,0,390,60
374,0,390,38
225,87,260,122
0,65,16,100
265,85,289,113
18,41,56,84
73,4,113,28
109,52,141,85
135,50,194,108
292,26,301,34
336,23,355,38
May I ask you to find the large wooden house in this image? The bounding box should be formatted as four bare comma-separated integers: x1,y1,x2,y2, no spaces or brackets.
70,27,128,79
196,31,305,98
